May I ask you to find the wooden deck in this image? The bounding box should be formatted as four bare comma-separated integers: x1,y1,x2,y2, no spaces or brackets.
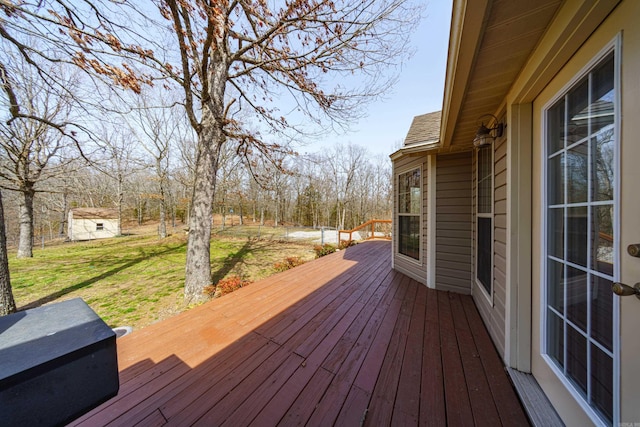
70,241,529,426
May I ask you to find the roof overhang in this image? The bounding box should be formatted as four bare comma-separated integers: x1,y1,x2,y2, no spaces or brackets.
390,140,440,160
440,0,622,151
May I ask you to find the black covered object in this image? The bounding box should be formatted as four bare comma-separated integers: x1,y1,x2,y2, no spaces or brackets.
0,298,119,426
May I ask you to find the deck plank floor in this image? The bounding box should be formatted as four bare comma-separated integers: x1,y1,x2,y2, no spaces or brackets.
70,241,529,426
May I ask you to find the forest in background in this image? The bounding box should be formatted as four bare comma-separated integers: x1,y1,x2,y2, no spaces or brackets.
1,135,392,249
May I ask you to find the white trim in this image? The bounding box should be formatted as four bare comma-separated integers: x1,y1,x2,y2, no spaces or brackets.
505,102,533,371
391,161,396,270
540,36,621,427
474,145,494,305
396,164,424,265
427,155,437,289
612,33,621,427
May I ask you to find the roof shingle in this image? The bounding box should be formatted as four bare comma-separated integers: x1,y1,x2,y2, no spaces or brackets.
403,111,441,147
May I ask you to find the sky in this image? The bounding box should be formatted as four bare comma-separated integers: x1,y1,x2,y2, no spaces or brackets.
305,0,453,157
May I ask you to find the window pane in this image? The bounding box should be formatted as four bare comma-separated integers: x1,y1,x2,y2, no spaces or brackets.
567,325,587,395
567,143,588,203
547,310,564,367
477,217,491,293
592,205,614,275
593,132,615,202
567,207,587,267
548,207,564,259
399,216,420,260
399,174,408,194
568,79,589,143
591,343,613,423
548,99,566,154
548,154,564,205
591,275,613,352
566,266,587,332
410,187,420,214
548,259,564,314
591,54,614,135
478,148,492,213
399,169,421,214
398,193,406,213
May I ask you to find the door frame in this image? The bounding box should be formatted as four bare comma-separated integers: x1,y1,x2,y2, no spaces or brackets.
538,35,621,426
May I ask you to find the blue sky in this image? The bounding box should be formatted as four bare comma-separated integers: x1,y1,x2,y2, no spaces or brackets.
305,0,453,157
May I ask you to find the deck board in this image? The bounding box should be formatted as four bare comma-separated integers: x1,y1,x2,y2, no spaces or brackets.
69,241,529,426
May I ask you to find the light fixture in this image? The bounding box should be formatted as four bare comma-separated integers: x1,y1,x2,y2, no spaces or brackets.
473,114,504,148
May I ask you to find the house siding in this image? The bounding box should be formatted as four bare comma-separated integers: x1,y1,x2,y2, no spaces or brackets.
472,133,508,358
392,155,428,284
435,152,472,294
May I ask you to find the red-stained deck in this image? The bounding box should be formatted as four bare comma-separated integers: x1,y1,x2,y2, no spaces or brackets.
70,240,529,426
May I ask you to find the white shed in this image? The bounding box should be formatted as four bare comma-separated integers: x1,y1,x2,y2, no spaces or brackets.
68,208,119,241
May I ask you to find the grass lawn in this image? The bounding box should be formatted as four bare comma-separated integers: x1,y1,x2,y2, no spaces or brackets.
8,226,316,330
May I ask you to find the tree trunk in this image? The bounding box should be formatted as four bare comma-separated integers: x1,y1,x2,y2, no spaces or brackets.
0,191,17,316
159,182,167,239
159,198,167,238
158,158,167,238
184,121,223,304
137,197,143,226
17,185,35,258
59,191,68,237
117,177,124,236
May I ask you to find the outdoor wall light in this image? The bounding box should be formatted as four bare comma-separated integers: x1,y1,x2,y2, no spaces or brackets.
473,114,504,148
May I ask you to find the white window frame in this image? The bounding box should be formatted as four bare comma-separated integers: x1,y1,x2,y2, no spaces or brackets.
396,165,422,264
540,37,620,427
475,145,494,304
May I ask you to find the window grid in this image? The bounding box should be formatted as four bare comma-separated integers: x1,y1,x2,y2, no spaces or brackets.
476,146,493,297
398,168,421,261
545,52,616,425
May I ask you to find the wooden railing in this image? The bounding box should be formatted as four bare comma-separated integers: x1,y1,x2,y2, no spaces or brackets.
338,219,392,243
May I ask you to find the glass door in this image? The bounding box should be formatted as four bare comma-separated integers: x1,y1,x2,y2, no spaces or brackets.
544,51,617,425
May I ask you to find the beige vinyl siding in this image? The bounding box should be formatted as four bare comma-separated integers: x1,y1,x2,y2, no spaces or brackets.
435,152,472,293
393,154,428,284
473,133,508,358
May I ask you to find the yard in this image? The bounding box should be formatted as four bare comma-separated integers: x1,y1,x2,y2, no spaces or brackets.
8,223,318,330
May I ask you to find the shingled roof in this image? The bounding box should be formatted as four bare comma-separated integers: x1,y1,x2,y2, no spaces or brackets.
403,111,441,147
70,208,119,219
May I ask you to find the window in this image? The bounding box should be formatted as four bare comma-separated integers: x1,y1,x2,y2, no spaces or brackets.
398,168,421,260
96,223,104,231
476,146,493,296
544,51,616,425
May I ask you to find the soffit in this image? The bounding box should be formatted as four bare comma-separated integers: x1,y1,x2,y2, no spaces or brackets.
441,0,563,149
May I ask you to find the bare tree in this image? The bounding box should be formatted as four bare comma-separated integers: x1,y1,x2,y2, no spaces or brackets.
2,0,418,302
0,190,16,316
128,91,186,238
0,59,78,258
91,124,142,236
325,142,366,229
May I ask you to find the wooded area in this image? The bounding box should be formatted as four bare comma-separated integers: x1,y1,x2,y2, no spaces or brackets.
1,140,392,247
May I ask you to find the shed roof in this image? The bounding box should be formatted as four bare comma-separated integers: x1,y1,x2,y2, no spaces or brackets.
403,111,441,146
70,208,119,220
